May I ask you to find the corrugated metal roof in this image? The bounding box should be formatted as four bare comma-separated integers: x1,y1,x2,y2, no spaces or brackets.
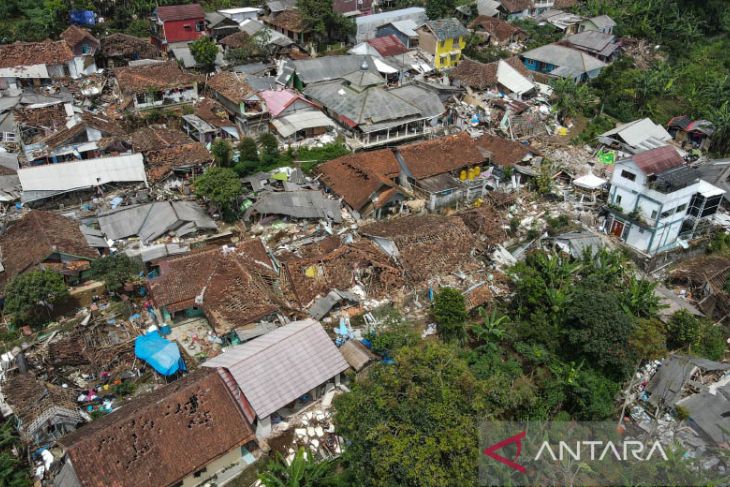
631,145,684,176
600,118,672,149
521,43,606,74
251,190,342,222
18,154,146,194
203,319,349,418
270,110,336,138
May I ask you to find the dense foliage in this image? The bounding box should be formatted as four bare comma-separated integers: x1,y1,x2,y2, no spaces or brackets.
194,167,242,219
90,253,144,292
190,36,219,71
4,270,68,326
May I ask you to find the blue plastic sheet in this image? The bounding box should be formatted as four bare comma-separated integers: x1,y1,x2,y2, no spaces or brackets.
134,332,186,376
69,10,96,26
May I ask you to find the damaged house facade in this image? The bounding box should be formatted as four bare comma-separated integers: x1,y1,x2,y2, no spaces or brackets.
207,71,268,135
0,41,77,93
606,146,725,255
113,61,200,111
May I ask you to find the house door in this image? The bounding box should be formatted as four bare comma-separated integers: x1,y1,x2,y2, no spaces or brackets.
610,220,624,238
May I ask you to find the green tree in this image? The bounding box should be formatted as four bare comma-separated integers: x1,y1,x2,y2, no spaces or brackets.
425,0,456,19
299,0,353,42
90,253,144,292
629,318,668,361
190,36,218,71
0,419,29,486
563,280,636,379
258,132,280,165
666,310,702,350
234,136,261,176
549,78,598,122
4,270,68,326
333,341,488,486
258,447,337,486
211,138,233,167
433,287,467,343
194,167,242,214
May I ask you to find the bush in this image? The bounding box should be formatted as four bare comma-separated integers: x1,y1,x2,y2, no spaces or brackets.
194,167,243,214
211,138,233,167
258,133,280,165
667,310,702,350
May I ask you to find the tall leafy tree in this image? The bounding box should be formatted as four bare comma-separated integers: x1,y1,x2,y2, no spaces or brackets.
194,167,242,216
4,270,68,327
190,36,218,72
433,287,467,343
90,254,144,292
333,341,489,486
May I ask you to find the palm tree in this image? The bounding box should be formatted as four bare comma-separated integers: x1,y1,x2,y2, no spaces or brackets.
258,447,335,487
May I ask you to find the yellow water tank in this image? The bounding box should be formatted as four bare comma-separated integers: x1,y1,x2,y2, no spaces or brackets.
459,170,467,181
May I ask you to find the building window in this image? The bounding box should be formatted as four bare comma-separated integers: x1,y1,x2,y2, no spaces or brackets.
621,170,636,182
650,210,657,219
3,132,16,142
184,24,192,31
196,21,205,32
615,194,622,205
193,467,207,478
675,204,687,213
660,209,673,218
81,44,91,54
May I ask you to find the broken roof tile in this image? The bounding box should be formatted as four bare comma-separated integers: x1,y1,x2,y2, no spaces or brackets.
114,61,200,94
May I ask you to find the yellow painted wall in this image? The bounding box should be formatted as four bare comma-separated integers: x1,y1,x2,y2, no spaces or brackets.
433,36,465,70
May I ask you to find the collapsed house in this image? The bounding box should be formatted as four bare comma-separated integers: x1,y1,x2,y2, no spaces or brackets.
0,41,76,93
113,61,200,111
246,190,343,223
360,214,480,285
54,368,257,487
203,319,349,439
450,57,535,99
598,117,673,154
280,236,404,307
207,71,268,135
0,210,100,294
4,373,85,446
17,153,147,204
98,33,160,68
148,240,285,335
98,201,217,244
670,255,730,322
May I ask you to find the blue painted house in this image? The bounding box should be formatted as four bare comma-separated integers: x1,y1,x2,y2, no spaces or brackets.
520,43,606,82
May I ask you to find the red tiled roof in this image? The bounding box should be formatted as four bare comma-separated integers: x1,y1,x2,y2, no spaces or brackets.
0,41,74,69
632,145,684,175
264,10,304,33
145,142,213,182
451,56,530,90
59,368,255,487
316,149,399,211
468,16,524,42
155,3,205,22
366,35,408,57
500,0,533,12
60,25,99,48
149,241,281,334
114,61,200,95
207,71,256,104
0,211,98,292
397,132,489,179
474,133,533,166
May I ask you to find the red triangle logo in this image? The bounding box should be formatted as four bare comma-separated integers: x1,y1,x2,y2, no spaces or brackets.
483,431,527,473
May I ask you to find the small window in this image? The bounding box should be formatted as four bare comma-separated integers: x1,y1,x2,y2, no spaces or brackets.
650,210,657,219
184,24,192,31
193,467,207,478
621,170,636,182
660,209,673,218
675,204,687,213
615,194,622,205
81,44,91,54
196,21,205,32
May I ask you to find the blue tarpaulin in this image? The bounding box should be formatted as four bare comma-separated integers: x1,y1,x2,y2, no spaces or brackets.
134,332,186,376
69,10,96,26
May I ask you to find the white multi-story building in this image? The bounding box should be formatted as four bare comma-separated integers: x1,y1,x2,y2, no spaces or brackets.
606,146,725,255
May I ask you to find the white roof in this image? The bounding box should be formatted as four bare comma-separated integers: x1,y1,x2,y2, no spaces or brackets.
219,7,262,14
601,118,672,150
18,154,146,193
388,19,419,37
696,179,726,198
0,64,49,79
374,57,399,74
496,59,534,95
573,173,607,190
203,319,348,418
271,110,336,138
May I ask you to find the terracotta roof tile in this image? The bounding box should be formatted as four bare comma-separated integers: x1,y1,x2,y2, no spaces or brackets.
114,61,200,95
0,41,74,69
14,104,68,131
145,142,213,182
0,211,98,292
207,71,257,104
149,241,282,334
59,368,255,487
468,16,524,42
451,56,530,90
474,133,533,166
397,132,489,179
42,111,123,150
100,33,159,60
220,31,253,49
500,0,533,12
316,149,399,211
60,25,99,49
155,3,205,22
195,99,235,129
125,127,193,152
632,145,684,176
264,10,304,33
